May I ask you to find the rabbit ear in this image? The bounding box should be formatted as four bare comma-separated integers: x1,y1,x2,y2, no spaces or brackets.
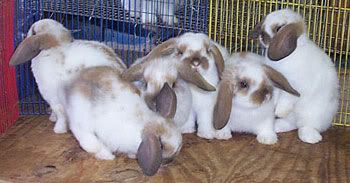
263,65,300,97
121,62,146,82
210,44,225,79
178,63,216,91
10,34,59,66
267,22,303,61
213,80,234,130
137,133,162,176
145,38,177,61
249,19,264,40
155,83,177,119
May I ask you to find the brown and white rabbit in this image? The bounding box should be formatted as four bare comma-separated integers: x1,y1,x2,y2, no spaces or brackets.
250,9,339,143
122,38,214,133
213,52,300,144
10,19,126,134
64,65,182,176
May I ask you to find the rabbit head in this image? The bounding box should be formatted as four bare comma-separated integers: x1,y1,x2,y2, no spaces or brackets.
122,37,217,117
213,52,300,130
10,19,73,65
176,32,225,84
250,9,306,61
137,120,182,176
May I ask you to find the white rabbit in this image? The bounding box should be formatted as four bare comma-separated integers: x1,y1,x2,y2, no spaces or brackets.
175,32,232,140
250,9,340,144
213,52,300,144
10,19,126,134
64,65,182,176
121,0,179,25
122,38,215,133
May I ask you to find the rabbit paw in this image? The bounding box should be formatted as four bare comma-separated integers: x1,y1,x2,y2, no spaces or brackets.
49,112,57,122
215,129,232,140
257,133,278,145
95,148,115,160
298,127,322,144
197,129,215,139
53,120,67,134
181,127,195,134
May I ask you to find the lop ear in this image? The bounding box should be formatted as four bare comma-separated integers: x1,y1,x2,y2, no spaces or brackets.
263,65,300,97
145,38,177,61
267,22,304,61
155,83,177,119
137,133,162,176
178,63,216,91
210,44,225,79
121,62,146,82
213,80,234,130
249,19,264,40
10,34,59,66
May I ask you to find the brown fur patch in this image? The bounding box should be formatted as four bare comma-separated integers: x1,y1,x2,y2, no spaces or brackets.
72,66,139,101
268,22,304,61
146,38,177,61
178,44,188,55
143,122,167,138
251,80,273,105
183,51,209,70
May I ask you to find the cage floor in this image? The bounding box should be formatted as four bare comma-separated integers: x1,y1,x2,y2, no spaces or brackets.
0,116,349,182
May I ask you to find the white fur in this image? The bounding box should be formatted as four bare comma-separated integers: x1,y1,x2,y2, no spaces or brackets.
121,0,179,25
22,19,126,133
176,32,232,140
259,9,339,144
64,66,182,160
222,53,278,144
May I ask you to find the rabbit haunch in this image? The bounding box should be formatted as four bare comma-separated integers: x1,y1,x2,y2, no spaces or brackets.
9,19,126,134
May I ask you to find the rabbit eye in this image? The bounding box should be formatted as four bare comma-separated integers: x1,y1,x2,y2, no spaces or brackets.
276,24,285,32
239,80,249,89
177,49,183,56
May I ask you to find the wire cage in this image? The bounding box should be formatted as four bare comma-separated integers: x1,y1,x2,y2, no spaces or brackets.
15,0,209,115
0,1,19,134
12,0,350,127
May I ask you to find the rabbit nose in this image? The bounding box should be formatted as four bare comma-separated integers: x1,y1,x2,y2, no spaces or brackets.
191,59,201,67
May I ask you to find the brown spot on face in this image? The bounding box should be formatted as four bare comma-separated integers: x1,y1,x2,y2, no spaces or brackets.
183,51,209,70
178,44,188,55
161,142,175,159
251,80,272,105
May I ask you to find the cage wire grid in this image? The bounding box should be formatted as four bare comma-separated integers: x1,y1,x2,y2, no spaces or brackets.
14,0,350,126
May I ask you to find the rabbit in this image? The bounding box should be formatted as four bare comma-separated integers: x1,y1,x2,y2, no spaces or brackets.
250,9,340,144
213,52,300,144
122,38,214,133
175,32,232,140
64,65,182,176
122,33,232,139
9,19,126,134
121,0,179,25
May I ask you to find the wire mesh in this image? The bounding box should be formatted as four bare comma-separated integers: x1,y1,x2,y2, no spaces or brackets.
208,0,350,126
15,0,209,115
0,0,19,134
